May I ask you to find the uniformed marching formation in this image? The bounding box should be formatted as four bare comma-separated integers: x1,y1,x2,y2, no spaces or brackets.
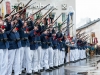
0,2,89,75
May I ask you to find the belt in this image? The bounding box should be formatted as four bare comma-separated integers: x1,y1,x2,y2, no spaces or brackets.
42,42,48,44
21,37,28,41
37,41,41,43
48,42,51,46
9,38,20,42
37,41,41,44
0,39,4,42
30,41,37,44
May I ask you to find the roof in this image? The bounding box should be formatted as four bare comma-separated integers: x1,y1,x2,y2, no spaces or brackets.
76,18,100,31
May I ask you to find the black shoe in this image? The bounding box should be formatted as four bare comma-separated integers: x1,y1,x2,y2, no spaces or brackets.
22,70,26,73
54,66,59,69
40,69,44,72
50,67,56,70
58,65,60,67
61,64,64,66
34,72,40,74
26,73,31,75
46,69,52,72
12,70,14,73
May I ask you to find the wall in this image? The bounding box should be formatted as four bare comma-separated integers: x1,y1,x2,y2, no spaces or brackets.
76,20,100,45
0,0,76,36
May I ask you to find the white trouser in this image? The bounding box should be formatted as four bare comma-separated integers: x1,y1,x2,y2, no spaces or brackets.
79,49,81,59
30,50,38,72
48,47,53,67
13,49,20,75
0,49,3,74
6,49,20,75
80,50,83,59
83,49,86,59
23,46,32,73
58,50,61,65
77,49,80,60
53,49,58,66
61,51,65,64
22,51,26,70
1,49,8,75
75,49,79,61
66,52,70,63
20,47,25,74
41,49,49,69
37,46,42,70
60,51,63,64
58,50,62,65
70,50,75,61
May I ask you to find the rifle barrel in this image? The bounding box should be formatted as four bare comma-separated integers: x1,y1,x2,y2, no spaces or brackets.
25,4,50,21
44,8,56,18
9,2,22,15
0,0,3,4
33,6,54,25
48,13,62,25
24,0,32,7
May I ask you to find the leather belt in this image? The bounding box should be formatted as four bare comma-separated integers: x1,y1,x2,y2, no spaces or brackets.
9,38,20,42
21,37,28,41
42,42,48,44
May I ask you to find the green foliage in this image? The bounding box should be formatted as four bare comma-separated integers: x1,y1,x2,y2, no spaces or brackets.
58,22,62,31
14,6,18,9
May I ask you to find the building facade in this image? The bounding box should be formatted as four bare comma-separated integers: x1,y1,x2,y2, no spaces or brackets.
0,0,76,36
76,18,100,45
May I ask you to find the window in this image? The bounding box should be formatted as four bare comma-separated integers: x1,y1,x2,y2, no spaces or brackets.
62,13,67,22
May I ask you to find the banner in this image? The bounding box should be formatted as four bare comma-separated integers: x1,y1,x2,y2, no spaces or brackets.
6,1,11,14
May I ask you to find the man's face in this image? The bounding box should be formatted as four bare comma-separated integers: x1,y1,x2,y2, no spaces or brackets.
16,13,20,18
0,20,3,25
52,33,56,36
37,19,41,23
34,26,38,30
29,15,34,20
44,30,47,34
14,19,18,24
24,22,27,27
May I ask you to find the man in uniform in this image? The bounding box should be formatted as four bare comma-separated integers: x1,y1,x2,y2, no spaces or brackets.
47,27,54,70
17,21,32,74
29,25,39,74
0,16,9,75
6,18,22,75
56,30,63,66
40,29,50,71
52,29,59,68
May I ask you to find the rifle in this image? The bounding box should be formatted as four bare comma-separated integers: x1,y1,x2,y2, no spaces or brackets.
76,30,81,36
0,0,3,4
25,4,50,21
20,2,36,15
62,23,73,30
33,6,54,25
4,5,30,20
80,34,88,39
46,16,69,30
9,4,50,33
64,24,74,32
44,8,57,18
48,13,62,26
9,2,22,15
78,32,86,38
52,15,68,29
40,7,54,19
85,36,90,40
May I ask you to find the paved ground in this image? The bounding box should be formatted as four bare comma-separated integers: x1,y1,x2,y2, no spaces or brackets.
12,56,100,75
